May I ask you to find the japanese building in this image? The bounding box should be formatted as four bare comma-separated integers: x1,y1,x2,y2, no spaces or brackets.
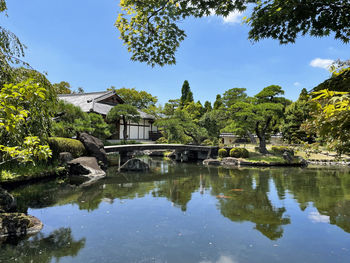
58,91,160,141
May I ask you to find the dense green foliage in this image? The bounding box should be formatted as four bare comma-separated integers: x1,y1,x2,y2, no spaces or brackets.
222,85,289,153
0,79,54,165
110,87,158,109
48,137,86,159
281,89,312,144
180,80,193,106
116,0,350,66
0,0,27,85
306,89,350,155
53,81,72,94
52,101,111,140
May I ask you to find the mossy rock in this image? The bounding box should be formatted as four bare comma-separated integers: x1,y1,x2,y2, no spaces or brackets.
48,137,86,159
0,213,43,238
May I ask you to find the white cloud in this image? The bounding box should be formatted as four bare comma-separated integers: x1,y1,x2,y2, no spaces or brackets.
222,11,244,24
310,58,334,70
294,82,301,87
308,211,330,223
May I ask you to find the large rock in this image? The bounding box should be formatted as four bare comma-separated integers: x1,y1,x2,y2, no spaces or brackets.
283,151,294,164
221,157,239,166
0,213,43,238
0,188,16,213
143,150,166,157
120,158,149,172
203,159,221,166
78,133,108,169
68,157,106,186
59,152,73,164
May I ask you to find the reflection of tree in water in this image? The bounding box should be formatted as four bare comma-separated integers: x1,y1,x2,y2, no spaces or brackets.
271,168,350,233
0,228,85,263
152,176,200,211
9,159,350,237
209,168,290,240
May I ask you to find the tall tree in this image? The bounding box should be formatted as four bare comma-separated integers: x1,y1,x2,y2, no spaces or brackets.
222,88,248,108
156,108,208,145
0,0,27,85
180,80,193,106
116,0,350,66
281,88,313,144
213,94,223,110
53,81,72,94
224,85,287,154
313,61,350,93
111,87,158,110
0,79,53,164
204,101,212,112
304,89,350,155
106,104,140,140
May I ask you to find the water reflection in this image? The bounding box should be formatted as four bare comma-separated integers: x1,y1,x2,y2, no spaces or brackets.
8,159,350,239
0,228,85,263
200,255,238,263
209,168,290,240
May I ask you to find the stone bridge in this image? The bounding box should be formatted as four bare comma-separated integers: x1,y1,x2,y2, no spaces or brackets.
104,144,219,163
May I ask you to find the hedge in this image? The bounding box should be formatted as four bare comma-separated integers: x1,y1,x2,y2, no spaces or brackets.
48,137,86,159
156,137,168,144
218,148,228,158
229,147,250,158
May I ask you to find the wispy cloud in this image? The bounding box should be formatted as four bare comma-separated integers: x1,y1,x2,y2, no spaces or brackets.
310,58,334,70
222,11,244,24
308,211,330,223
294,82,301,87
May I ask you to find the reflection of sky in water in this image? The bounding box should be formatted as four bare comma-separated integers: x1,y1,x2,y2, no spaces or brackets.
200,255,238,263
308,211,330,223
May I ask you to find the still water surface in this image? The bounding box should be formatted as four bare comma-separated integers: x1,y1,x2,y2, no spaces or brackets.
1,158,350,263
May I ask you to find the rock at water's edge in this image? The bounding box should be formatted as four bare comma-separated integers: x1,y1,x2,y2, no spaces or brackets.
68,157,106,186
0,213,43,238
203,159,221,166
120,158,149,172
78,133,108,169
0,188,16,213
221,157,239,166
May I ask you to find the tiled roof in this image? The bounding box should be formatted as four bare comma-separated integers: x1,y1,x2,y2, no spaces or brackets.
58,91,155,119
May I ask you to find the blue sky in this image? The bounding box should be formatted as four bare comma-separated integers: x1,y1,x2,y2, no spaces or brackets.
2,0,350,104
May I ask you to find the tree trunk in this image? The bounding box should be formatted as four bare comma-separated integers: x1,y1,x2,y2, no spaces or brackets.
122,115,128,140
258,134,269,154
255,122,269,154
247,131,257,144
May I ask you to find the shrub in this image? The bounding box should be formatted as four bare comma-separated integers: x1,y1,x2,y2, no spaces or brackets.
156,137,168,144
218,148,228,158
230,147,250,158
48,137,85,158
202,139,213,146
271,146,294,156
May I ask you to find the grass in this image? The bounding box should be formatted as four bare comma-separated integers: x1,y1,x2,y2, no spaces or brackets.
243,155,286,163
225,143,350,162
0,161,66,184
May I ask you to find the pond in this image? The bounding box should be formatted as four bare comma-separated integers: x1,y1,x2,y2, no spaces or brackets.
1,158,350,263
